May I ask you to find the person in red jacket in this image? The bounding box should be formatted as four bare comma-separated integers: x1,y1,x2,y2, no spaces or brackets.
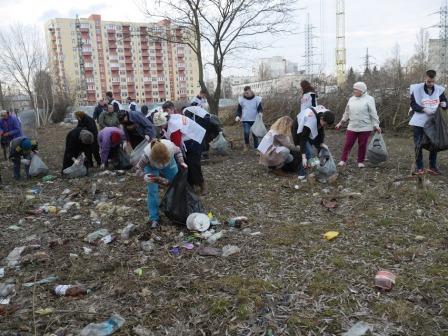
152,111,207,195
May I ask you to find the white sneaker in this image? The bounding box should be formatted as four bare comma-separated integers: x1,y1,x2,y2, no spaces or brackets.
338,161,346,167
358,163,365,168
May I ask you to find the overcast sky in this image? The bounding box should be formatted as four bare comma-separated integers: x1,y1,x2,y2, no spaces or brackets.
0,0,444,77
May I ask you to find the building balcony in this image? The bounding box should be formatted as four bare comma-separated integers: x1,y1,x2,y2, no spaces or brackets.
110,63,120,69
125,58,133,64
141,44,148,50
108,35,116,41
109,44,117,49
80,27,89,33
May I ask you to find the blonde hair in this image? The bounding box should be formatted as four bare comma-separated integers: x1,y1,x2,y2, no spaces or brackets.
270,116,293,139
150,139,170,166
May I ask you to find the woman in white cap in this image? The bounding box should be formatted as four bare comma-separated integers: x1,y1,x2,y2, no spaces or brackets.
152,111,207,195
335,82,381,168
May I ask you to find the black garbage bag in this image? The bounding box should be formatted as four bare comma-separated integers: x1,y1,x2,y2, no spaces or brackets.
160,169,204,224
422,108,448,152
113,148,132,170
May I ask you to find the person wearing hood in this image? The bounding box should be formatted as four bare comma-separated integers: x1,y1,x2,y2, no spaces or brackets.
0,110,23,142
190,89,207,108
292,105,335,179
9,136,38,180
152,111,207,195
118,109,155,149
408,70,447,175
299,80,318,112
62,128,95,171
93,98,107,121
98,104,120,130
335,82,381,168
75,111,101,167
135,138,188,229
98,127,126,169
235,86,263,151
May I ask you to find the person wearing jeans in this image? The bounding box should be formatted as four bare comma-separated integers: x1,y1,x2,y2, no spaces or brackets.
408,70,447,175
135,139,187,229
336,82,381,168
235,86,263,151
9,136,38,180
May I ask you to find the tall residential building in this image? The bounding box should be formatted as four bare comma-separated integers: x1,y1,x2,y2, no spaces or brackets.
252,56,298,81
45,14,200,105
429,38,448,83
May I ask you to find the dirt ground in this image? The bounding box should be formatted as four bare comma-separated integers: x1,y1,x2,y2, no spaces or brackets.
1,123,448,336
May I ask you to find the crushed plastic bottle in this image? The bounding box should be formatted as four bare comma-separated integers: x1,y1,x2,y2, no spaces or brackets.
207,231,225,244
121,223,136,239
221,245,241,257
6,246,27,267
85,229,110,244
53,285,91,296
23,275,59,288
342,321,374,336
80,313,125,336
225,216,248,228
42,175,56,182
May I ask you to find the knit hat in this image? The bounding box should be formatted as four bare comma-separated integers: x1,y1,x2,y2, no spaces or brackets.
20,138,32,150
79,130,94,144
353,82,367,93
153,111,168,127
110,131,122,145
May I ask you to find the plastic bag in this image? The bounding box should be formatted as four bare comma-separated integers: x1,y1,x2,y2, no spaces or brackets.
422,108,448,152
62,153,87,178
160,169,204,224
29,155,49,177
251,114,267,138
209,132,230,155
130,140,148,165
113,148,132,170
367,133,389,164
316,148,337,183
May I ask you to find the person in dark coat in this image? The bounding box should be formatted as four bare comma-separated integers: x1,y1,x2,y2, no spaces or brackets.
9,136,38,180
118,110,155,149
93,99,107,121
75,111,101,167
62,128,95,171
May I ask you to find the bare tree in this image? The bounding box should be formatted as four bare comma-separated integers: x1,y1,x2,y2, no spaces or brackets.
0,24,47,126
142,0,295,115
408,28,429,83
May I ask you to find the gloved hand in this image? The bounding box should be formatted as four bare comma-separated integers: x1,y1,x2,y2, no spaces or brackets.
441,101,447,108
302,157,308,169
374,126,382,133
100,163,106,170
235,116,241,122
21,159,30,165
144,173,156,183
320,143,328,150
180,162,188,170
335,122,343,130
423,107,434,115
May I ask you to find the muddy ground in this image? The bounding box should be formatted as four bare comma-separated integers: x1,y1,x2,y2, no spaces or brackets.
1,124,448,335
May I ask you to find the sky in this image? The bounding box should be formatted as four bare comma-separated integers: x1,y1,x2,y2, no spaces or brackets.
0,0,444,77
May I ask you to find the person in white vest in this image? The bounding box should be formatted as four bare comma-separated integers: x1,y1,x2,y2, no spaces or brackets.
235,86,263,151
106,91,121,113
292,105,335,180
190,89,208,108
300,80,318,112
335,82,381,168
127,96,138,112
152,111,208,195
409,70,447,175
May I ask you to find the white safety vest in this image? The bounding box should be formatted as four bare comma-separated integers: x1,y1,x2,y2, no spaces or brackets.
297,108,318,140
191,96,207,108
409,83,445,127
167,114,206,145
238,96,262,122
300,92,316,112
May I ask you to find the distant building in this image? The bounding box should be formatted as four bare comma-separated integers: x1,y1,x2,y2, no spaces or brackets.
428,39,448,80
252,56,298,80
45,14,200,105
231,74,307,97
3,93,32,112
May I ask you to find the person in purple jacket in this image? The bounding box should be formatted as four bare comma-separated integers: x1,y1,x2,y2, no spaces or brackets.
97,127,125,169
0,110,23,159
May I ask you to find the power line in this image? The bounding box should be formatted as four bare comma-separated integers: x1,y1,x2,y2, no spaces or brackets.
303,13,318,79
336,0,346,86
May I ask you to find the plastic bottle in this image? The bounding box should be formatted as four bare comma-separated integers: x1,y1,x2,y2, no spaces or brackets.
53,285,91,297
207,231,224,244
80,313,125,336
121,223,136,239
225,216,248,228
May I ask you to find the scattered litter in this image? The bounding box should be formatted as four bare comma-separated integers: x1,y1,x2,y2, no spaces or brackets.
294,185,300,190
374,270,396,291
207,231,225,244
23,275,59,288
85,229,110,244
140,240,155,252
36,307,54,316
72,215,82,220
8,225,22,231
0,283,15,298
415,235,425,242
61,188,71,195
21,251,50,264
323,231,339,241
53,285,90,296
0,268,4,278
121,223,137,239
134,268,143,276
6,246,27,267
25,195,35,200
342,321,374,336
320,198,338,209
221,245,241,257
83,247,93,255
69,253,79,259
225,216,248,228
42,175,56,182
63,201,80,211
198,246,223,257
416,209,423,216
27,186,42,195
169,246,181,255
80,313,125,336
99,234,117,245
182,242,194,250
133,325,153,336
186,213,210,232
